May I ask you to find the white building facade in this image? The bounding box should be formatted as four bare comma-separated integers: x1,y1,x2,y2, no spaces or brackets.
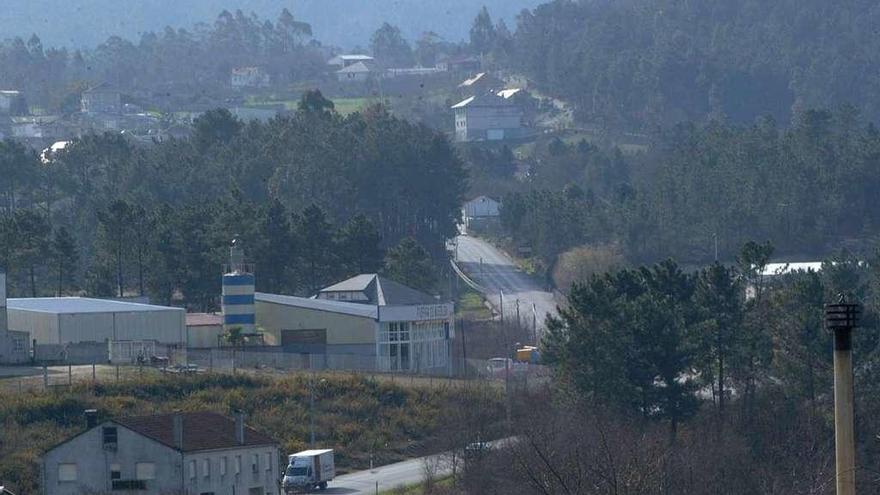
42,412,280,495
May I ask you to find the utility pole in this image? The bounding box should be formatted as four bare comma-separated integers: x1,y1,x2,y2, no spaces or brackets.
515,299,521,330
500,289,504,326
826,296,860,495
309,372,316,447
532,303,538,344
713,233,718,262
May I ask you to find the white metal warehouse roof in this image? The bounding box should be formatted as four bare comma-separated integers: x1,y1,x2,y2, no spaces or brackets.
7,297,182,314
255,292,377,319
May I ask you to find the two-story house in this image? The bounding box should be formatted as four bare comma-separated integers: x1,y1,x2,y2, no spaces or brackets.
41,411,281,495
451,92,523,142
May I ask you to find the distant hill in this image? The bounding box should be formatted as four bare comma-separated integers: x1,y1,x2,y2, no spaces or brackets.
1,0,541,48
506,0,880,127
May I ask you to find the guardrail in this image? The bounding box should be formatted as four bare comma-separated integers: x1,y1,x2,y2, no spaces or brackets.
449,259,488,294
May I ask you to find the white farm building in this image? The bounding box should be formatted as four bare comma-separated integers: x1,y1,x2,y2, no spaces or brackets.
7,297,186,346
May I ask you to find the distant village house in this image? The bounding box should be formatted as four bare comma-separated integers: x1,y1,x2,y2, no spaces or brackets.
0,90,26,115
327,54,375,69
231,67,271,89
336,61,375,83
452,92,524,142
81,84,123,115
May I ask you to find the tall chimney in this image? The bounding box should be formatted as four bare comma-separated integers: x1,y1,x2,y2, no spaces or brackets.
172,414,184,450
84,409,98,429
235,411,245,445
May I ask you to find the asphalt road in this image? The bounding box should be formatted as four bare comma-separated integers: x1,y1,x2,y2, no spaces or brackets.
323,454,446,494
323,437,517,494
454,234,557,338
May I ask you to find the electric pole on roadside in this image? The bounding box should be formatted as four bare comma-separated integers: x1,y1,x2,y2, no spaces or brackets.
826,295,860,495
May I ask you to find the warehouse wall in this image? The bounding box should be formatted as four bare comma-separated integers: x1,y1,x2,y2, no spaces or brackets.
186,324,224,348
10,308,185,345
57,310,185,344
8,309,59,343
256,301,376,346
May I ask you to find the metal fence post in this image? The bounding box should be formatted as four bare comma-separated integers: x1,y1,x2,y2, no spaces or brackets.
43,365,48,389
68,364,72,385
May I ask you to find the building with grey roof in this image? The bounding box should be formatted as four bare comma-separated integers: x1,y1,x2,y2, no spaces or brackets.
256,274,453,372
7,297,185,346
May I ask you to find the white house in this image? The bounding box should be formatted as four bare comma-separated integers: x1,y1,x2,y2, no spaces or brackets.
451,93,523,142
463,196,501,220
41,411,280,495
336,61,374,83
0,90,23,114
231,67,270,88
462,196,501,231
327,54,374,69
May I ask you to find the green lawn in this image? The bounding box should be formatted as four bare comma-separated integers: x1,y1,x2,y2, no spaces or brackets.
457,289,492,320
332,97,377,115
380,475,454,494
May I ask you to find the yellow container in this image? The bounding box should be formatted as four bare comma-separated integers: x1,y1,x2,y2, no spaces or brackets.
516,346,537,363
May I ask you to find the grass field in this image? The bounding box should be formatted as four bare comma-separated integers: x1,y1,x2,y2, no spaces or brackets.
457,289,492,321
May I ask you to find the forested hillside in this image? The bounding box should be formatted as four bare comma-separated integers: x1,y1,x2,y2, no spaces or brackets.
0,93,467,304
507,0,880,128
0,9,323,112
499,108,880,266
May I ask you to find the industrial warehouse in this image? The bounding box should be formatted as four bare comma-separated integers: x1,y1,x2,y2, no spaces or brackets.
7,298,186,346
254,274,454,373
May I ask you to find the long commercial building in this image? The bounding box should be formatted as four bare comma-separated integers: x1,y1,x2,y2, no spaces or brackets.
7,297,186,345
256,274,454,372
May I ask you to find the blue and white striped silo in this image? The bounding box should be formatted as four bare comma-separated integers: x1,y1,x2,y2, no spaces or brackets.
222,238,255,334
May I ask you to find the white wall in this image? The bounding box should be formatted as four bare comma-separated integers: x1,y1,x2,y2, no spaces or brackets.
183,446,281,495
9,310,59,343
10,308,185,345
42,422,181,495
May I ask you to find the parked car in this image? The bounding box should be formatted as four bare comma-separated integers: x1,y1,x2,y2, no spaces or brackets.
486,357,528,378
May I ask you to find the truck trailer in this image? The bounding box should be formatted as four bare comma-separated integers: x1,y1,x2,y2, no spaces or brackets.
283,449,335,492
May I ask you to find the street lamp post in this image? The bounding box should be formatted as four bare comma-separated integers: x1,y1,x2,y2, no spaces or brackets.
826,296,860,495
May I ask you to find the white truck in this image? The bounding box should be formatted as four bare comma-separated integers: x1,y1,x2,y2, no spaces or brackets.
283,449,335,493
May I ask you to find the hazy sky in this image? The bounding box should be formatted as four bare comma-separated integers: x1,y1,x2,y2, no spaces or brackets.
2,0,542,49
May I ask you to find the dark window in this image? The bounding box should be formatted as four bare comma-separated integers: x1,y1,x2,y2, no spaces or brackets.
200,492,215,495
111,469,121,480
112,480,146,490
103,427,118,447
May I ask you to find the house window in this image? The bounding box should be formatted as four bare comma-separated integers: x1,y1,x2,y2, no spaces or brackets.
265,452,272,472
110,463,121,480
235,456,242,475
251,453,259,473
103,426,118,446
58,463,78,482
220,457,227,476
135,462,156,480
189,460,197,480
112,480,146,490
203,459,211,479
